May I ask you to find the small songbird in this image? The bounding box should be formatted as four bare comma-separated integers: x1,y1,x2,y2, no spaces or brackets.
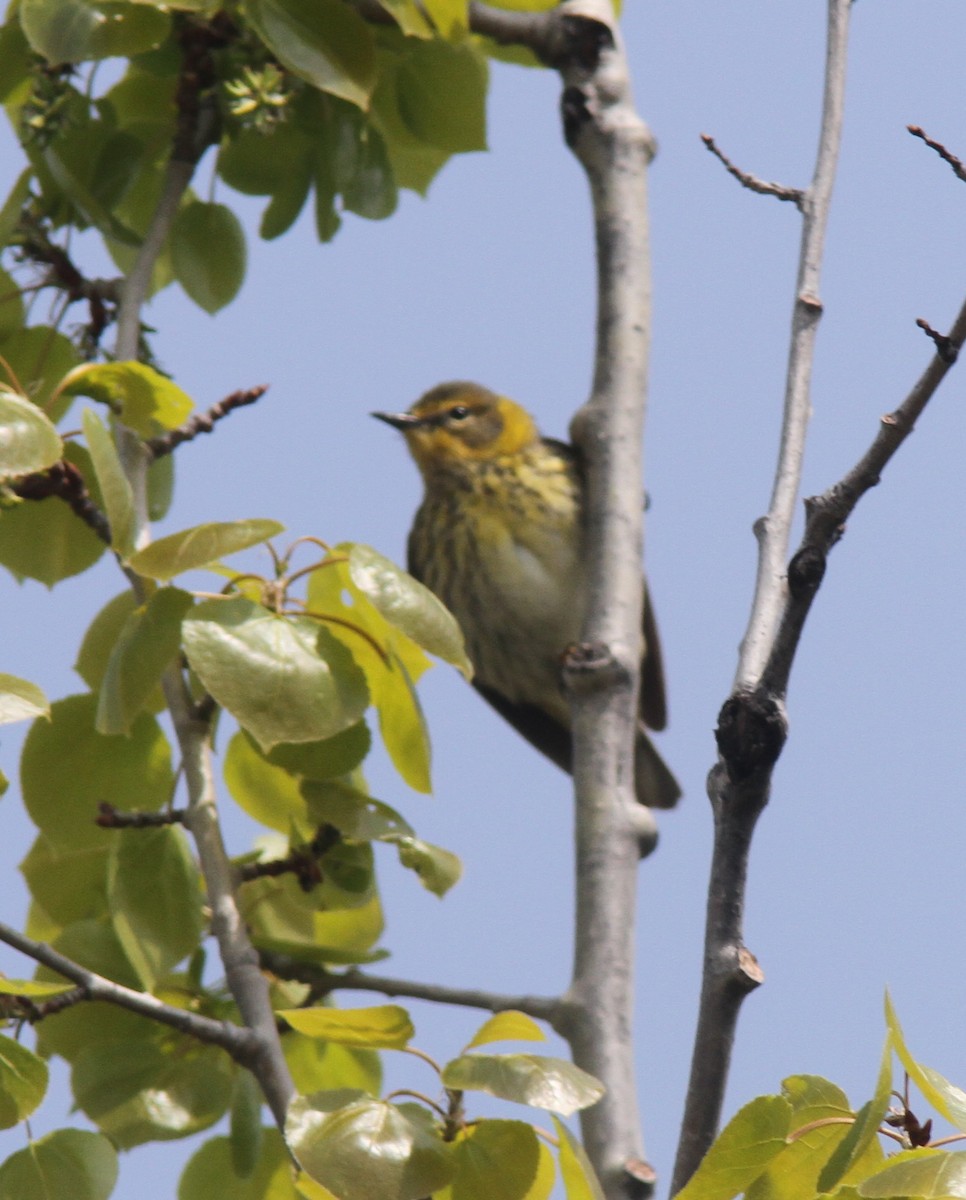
373,382,680,809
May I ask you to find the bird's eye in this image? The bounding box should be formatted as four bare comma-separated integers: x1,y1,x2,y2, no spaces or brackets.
448,405,470,421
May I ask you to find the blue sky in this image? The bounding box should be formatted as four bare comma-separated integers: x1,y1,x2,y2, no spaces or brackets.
2,3,966,1196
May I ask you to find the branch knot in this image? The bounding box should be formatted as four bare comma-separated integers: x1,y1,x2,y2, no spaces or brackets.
715,689,787,782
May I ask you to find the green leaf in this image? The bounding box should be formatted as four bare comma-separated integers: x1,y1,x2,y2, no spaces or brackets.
20,835,111,928
280,1004,414,1049
183,598,369,750
394,836,461,897
284,1035,381,1099
108,826,205,991
860,1148,963,1198
262,723,372,781
376,0,433,37
815,1042,891,1194
179,1129,301,1200
552,1117,604,1200
286,1094,453,1200
0,1129,118,1200
0,979,74,998
0,169,32,251
21,694,173,851
96,587,193,735
228,1071,264,1179
148,451,175,521
0,389,62,481
0,325,81,423
72,1033,233,1148
342,125,397,220
170,201,247,314
345,543,471,677
0,444,106,584
20,0,169,62
58,362,194,435
246,0,377,109
301,780,414,841
224,729,315,836
42,146,141,245
75,591,140,692
465,1012,546,1051
441,1054,604,1117
673,1095,791,1200
0,673,49,725
242,875,384,964
0,1034,48,1129
421,0,468,38
127,518,284,579
885,992,966,1132
0,266,25,339
444,1119,546,1200
396,40,487,153
81,407,135,554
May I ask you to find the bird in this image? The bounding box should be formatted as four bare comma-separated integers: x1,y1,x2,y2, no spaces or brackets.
372,381,680,809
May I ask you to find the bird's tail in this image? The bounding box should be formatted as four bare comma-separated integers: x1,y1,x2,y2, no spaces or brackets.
635,725,682,809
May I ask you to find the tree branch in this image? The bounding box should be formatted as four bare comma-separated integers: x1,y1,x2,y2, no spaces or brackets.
673,5,892,1191
0,919,258,1063
533,2,660,1195
700,134,804,205
145,385,269,460
260,957,561,1023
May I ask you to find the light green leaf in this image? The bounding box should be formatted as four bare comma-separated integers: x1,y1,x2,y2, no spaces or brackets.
393,836,461,897
261,723,371,781
228,1071,264,1179
0,443,106,585
183,598,369,749
284,1035,381,1100
0,1129,117,1200
0,389,62,481
21,694,173,851
0,326,81,423
58,362,194,435
860,1148,962,1198
396,40,487,153
224,729,314,836
81,407,134,554
179,1129,300,1200
0,673,49,725
0,1034,48,1129
674,1095,791,1200
246,0,377,109
279,1005,414,1049
376,0,432,37
20,835,111,928
96,587,193,735
286,1094,453,1200
0,979,74,998
301,780,414,841
108,826,205,991
815,1043,891,1194
75,591,140,692
20,0,168,62
345,543,471,677
552,1117,605,1200
0,266,25,338
170,201,247,314
127,518,283,579
441,1054,604,1117
465,1012,546,1052
0,169,32,250
443,1119,545,1200
885,991,966,1132
421,0,468,38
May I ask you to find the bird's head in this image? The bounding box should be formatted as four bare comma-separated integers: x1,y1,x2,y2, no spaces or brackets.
373,382,540,477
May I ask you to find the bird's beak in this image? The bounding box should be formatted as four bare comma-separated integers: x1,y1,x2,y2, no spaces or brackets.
371,410,421,431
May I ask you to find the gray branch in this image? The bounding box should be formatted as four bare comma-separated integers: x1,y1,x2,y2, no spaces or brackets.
0,920,258,1062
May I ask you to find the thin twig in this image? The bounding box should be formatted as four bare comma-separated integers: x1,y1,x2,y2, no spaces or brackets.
672,2,854,1192
95,802,187,828
146,385,269,459
259,956,561,1023
700,135,804,205
907,125,966,183
10,458,112,544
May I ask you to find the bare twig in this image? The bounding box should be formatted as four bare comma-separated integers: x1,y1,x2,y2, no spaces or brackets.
262,956,561,1022
672,2,854,1191
700,134,804,205
237,825,341,892
146,385,269,459
907,125,966,183
10,458,112,544
95,802,187,828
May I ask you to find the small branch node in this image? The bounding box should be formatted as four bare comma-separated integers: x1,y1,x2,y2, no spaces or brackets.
700,134,805,205
555,14,614,71
915,317,959,364
798,291,824,315
621,1157,657,1198
10,459,112,544
96,802,187,829
238,824,340,892
561,641,628,696
786,545,827,600
907,124,966,183
736,946,765,990
715,689,787,783
561,84,592,148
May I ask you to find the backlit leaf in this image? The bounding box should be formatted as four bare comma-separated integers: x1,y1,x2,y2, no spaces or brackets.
441,1054,604,1117
0,1128,117,1200
886,992,966,1132
0,674,49,725
0,389,62,480
0,1034,48,1128
396,40,487,153
127,518,283,579
279,1005,414,1050
674,1095,791,1200
465,1012,546,1051
553,1117,604,1200
58,362,193,435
